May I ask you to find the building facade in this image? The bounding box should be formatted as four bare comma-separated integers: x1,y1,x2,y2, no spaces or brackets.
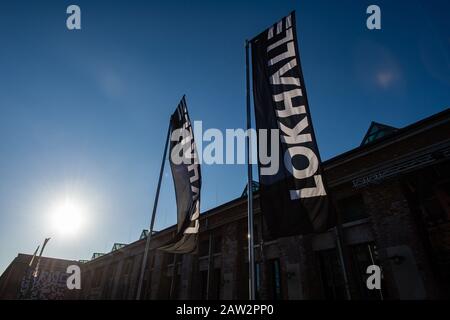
0,254,79,300
1,109,449,300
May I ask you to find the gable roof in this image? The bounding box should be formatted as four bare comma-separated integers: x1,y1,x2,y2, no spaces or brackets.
241,181,260,197
111,243,127,252
91,252,105,260
324,108,449,167
361,121,398,146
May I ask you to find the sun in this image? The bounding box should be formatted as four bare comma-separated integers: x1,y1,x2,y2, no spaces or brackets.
49,196,86,237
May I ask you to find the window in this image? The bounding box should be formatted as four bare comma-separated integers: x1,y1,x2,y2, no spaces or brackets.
82,270,92,298
365,129,386,144
272,260,282,299
200,270,208,299
199,239,210,257
255,262,261,300
266,259,283,300
102,262,117,299
338,194,368,223
92,266,104,288
361,122,397,146
211,268,221,300
238,263,249,299
196,268,221,300
316,249,347,299
171,273,181,300
213,235,222,254
158,273,172,299
120,258,134,299
254,223,260,243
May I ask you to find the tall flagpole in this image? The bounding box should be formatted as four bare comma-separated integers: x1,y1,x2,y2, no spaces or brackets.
246,39,256,300
334,225,352,300
136,122,171,300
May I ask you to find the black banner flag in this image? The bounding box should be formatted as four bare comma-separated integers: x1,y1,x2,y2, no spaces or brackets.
159,96,201,253
32,237,50,277
251,12,334,239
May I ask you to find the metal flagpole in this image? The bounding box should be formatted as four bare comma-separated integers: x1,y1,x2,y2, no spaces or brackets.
367,243,383,300
136,122,171,300
334,224,352,300
246,39,256,300
206,231,213,299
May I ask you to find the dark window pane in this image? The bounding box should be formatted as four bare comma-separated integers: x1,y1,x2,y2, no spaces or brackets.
200,270,208,299
316,249,347,299
213,236,222,254
212,268,221,299
272,259,282,300
199,239,209,257
265,259,283,300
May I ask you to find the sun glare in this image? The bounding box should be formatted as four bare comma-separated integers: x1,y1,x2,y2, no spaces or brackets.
49,196,86,237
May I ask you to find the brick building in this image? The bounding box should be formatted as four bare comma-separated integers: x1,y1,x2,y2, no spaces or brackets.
0,254,79,300
1,108,449,300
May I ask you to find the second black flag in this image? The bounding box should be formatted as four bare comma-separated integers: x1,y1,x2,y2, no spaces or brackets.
159,96,201,253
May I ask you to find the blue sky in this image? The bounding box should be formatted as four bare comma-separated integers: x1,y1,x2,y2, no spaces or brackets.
0,0,449,274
